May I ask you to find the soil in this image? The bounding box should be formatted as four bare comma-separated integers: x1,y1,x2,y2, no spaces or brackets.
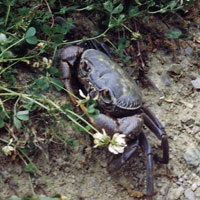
0,2,200,200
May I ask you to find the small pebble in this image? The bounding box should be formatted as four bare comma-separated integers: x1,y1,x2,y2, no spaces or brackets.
191,183,197,191
161,73,171,86
184,188,195,200
180,58,190,71
183,145,200,167
191,77,200,89
195,187,200,198
185,46,193,55
180,100,194,109
167,186,184,200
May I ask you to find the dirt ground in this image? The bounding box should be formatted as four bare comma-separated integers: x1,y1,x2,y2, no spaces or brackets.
0,3,200,200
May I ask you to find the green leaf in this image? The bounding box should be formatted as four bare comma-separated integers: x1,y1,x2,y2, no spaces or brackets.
26,35,38,45
25,27,36,38
166,29,182,39
14,116,22,129
112,4,123,14
42,24,52,35
33,77,50,93
25,27,38,44
74,123,85,132
61,102,73,112
147,1,156,8
25,162,37,174
135,0,142,5
103,1,113,13
51,34,64,44
16,110,29,121
109,14,125,28
85,125,92,131
48,66,61,76
66,138,77,147
86,100,100,118
117,14,125,23
0,119,4,128
50,77,63,91
117,37,130,50
169,1,178,10
128,6,140,17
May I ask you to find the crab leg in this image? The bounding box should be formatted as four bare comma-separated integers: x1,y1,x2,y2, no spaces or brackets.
142,106,165,131
108,132,154,199
139,131,154,199
142,107,169,164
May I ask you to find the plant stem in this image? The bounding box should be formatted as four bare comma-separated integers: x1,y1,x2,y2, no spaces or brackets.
60,27,110,46
4,0,11,27
0,86,99,136
0,37,25,58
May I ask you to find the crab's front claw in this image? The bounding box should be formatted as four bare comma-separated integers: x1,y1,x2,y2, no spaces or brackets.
93,114,143,138
59,46,84,104
117,115,143,139
60,46,84,69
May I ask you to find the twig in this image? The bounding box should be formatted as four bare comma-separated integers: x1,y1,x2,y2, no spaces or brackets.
134,21,146,71
44,0,54,28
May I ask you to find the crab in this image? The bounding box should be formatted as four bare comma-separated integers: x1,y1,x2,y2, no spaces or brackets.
58,44,169,199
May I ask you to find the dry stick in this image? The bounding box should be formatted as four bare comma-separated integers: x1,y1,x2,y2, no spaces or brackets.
134,21,160,93
44,0,54,28
134,21,146,70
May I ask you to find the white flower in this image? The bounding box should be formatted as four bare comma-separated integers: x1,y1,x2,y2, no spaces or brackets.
108,133,127,154
37,42,45,48
93,129,111,148
42,57,48,64
42,57,52,69
93,130,127,155
0,33,7,42
2,145,15,156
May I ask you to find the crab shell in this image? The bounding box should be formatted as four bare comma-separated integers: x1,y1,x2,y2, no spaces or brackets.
77,49,143,116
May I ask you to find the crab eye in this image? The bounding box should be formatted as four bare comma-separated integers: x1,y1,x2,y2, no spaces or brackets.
80,61,91,75
101,90,112,104
89,88,99,100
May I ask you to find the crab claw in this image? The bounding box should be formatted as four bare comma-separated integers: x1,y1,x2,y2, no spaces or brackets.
60,46,84,67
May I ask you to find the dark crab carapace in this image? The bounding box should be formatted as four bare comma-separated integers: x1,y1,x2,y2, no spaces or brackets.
59,45,169,199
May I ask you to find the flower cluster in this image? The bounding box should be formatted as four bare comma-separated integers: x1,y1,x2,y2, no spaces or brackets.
108,133,127,154
93,129,110,148
2,145,15,156
93,129,127,154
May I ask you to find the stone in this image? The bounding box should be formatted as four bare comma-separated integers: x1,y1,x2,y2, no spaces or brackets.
191,182,198,191
167,186,184,200
183,145,200,167
184,188,195,200
185,46,193,56
191,78,200,89
195,187,200,198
